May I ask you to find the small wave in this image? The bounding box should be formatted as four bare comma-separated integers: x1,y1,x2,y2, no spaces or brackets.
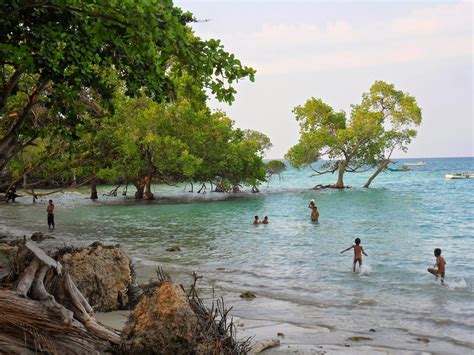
351,298,377,306
447,279,468,290
359,264,372,275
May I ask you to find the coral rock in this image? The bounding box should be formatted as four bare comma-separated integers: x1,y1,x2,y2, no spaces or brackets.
60,244,131,311
121,281,200,354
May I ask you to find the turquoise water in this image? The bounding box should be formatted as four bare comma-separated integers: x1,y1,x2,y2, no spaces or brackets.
1,157,473,352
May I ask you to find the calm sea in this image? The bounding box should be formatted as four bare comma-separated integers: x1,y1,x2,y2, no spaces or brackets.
1,157,473,352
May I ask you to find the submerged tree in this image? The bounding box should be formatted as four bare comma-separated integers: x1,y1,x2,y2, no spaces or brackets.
285,81,421,188
265,160,286,180
285,98,382,188
357,81,422,188
0,0,255,172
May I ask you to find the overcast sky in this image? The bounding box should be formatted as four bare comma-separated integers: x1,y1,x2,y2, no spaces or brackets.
175,0,473,159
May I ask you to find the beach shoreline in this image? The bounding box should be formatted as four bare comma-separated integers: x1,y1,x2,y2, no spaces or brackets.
1,228,472,354
0,184,473,354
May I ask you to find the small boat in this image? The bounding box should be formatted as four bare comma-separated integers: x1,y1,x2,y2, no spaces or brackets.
445,173,473,179
403,161,428,167
388,167,410,172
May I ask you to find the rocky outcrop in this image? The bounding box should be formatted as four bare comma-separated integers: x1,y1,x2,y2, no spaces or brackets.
121,281,200,354
59,243,131,312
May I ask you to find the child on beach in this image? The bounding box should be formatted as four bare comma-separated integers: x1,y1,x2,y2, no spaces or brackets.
253,216,260,225
340,238,368,272
427,248,446,284
308,200,319,222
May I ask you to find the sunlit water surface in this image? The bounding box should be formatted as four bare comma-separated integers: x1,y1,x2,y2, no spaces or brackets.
1,157,473,352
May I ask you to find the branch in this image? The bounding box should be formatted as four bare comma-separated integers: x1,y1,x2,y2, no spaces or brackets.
309,163,338,176
0,68,24,109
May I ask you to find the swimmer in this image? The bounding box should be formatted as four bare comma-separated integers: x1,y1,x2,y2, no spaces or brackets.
340,238,368,272
308,200,319,222
427,248,446,284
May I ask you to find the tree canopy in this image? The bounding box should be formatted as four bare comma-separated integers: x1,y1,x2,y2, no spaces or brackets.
0,0,255,172
285,81,421,188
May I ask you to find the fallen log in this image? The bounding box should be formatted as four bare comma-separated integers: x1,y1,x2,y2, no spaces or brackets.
249,339,281,354
0,241,120,354
0,289,111,354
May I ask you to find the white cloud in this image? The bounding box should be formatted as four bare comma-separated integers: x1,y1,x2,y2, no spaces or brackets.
392,2,472,36
195,2,472,76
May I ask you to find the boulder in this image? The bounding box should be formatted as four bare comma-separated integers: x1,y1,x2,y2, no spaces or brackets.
121,281,200,354
31,232,45,242
60,243,131,312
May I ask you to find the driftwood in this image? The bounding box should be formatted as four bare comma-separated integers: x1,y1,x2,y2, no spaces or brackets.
2,241,250,354
249,339,281,353
0,290,110,355
0,241,120,354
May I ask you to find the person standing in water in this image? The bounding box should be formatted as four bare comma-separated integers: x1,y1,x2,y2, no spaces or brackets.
340,238,368,272
427,248,446,284
47,199,55,229
308,200,319,222
253,216,260,225
262,216,269,224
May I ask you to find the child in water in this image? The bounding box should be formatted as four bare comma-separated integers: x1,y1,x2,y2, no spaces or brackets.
427,248,446,284
308,200,319,222
340,238,368,272
253,216,260,225
262,216,269,224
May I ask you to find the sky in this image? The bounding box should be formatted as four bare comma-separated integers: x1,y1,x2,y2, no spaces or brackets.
175,0,473,159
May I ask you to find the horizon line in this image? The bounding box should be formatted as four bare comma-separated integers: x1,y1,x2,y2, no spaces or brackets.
264,155,474,161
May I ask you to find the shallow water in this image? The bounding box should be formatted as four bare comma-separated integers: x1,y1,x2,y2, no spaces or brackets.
1,157,473,352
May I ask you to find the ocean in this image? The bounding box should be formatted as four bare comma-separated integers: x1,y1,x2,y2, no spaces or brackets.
1,157,473,353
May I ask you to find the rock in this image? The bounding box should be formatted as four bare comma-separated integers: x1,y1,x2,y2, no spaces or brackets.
369,328,376,332
348,336,372,341
277,332,285,337
60,244,131,312
240,291,256,299
166,245,181,252
121,281,200,354
415,337,430,343
30,232,45,241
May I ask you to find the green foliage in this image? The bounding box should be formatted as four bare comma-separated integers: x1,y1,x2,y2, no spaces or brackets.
355,80,422,160
285,81,422,187
266,160,286,175
0,0,256,169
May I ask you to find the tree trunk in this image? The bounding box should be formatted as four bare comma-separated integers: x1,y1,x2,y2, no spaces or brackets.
134,181,144,199
90,182,98,200
144,176,154,200
0,242,120,354
333,161,346,188
0,81,47,170
364,159,391,188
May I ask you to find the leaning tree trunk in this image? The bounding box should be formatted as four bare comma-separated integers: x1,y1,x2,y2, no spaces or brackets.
364,159,391,188
144,176,154,200
90,181,98,200
134,180,145,199
333,161,346,188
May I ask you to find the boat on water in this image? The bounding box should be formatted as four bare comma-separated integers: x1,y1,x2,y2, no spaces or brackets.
388,167,410,172
445,172,474,179
403,161,428,166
